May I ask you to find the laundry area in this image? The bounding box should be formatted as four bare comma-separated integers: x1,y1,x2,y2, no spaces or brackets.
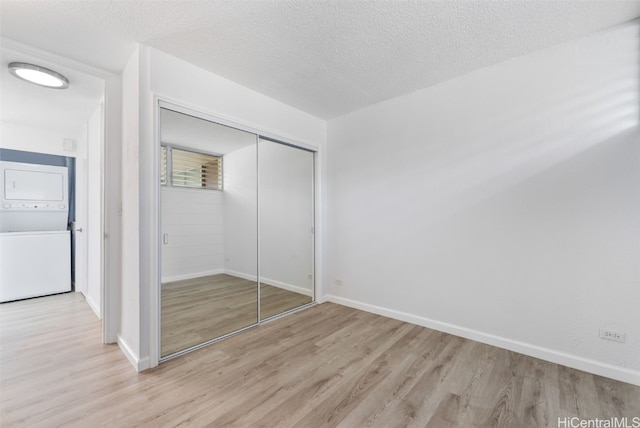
0,155,73,302
0,42,106,314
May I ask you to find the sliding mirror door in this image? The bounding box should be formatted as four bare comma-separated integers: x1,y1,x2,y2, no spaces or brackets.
160,108,258,358
258,139,314,320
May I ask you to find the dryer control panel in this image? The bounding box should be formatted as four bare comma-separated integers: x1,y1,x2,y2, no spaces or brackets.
0,161,69,232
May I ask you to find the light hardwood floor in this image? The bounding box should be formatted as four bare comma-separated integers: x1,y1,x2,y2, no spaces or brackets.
161,274,312,356
1,293,639,427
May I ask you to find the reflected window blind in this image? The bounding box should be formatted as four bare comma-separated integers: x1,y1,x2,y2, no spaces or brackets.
160,146,168,185
171,148,222,190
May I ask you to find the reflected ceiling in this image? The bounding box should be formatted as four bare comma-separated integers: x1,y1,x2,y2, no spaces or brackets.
160,109,255,155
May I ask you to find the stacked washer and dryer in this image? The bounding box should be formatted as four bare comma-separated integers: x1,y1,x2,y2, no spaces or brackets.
0,160,71,303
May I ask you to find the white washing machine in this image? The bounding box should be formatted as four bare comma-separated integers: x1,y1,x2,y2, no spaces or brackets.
0,161,71,302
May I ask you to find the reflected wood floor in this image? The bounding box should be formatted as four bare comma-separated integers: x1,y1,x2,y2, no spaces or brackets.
1,293,639,427
161,274,312,356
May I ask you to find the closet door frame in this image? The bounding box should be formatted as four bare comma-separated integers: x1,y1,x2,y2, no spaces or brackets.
154,98,318,364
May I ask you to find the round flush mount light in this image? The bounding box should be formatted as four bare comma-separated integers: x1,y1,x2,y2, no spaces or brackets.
8,62,69,89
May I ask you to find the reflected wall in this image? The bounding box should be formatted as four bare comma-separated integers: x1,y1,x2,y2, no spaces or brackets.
259,139,314,319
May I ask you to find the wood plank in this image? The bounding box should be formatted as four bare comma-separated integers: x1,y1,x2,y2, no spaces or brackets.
1,293,639,427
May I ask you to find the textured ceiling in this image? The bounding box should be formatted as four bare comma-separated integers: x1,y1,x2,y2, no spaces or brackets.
1,1,639,119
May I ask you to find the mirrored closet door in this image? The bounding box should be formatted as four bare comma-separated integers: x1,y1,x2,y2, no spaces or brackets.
159,108,258,358
258,139,314,320
159,106,315,359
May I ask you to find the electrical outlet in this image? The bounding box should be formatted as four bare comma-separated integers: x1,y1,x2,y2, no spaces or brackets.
599,329,625,343
335,279,343,286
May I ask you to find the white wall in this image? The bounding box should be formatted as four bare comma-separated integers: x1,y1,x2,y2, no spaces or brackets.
259,140,314,295
85,103,103,316
75,129,89,298
103,73,123,344
118,47,142,369
223,144,257,279
124,46,326,369
161,187,225,281
1,122,80,158
327,21,640,385
149,51,326,145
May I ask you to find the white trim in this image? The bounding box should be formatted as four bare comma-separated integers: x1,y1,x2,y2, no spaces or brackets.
97,100,106,335
256,133,261,322
137,355,151,372
223,269,256,282
117,335,150,372
313,146,325,304
102,74,122,345
161,269,225,283
85,294,101,319
222,270,313,297
260,277,313,297
150,91,161,369
157,99,320,153
325,295,640,386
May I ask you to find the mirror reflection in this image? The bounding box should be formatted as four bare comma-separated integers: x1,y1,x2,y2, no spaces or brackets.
159,107,316,358
259,139,314,319
160,108,257,357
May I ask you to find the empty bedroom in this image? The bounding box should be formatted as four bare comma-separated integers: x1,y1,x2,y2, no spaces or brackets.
0,1,639,427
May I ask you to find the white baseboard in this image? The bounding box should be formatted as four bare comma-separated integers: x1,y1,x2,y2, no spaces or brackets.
325,295,640,386
224,269,255,282
162,269,312,297
117,335,150,372
85,294,101,319
260,277,313,297
315,294,328,304
224,270,313,297
162,268,224,283
137,355,150,372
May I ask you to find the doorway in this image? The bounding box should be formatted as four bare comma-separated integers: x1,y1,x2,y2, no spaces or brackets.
0,44,107,331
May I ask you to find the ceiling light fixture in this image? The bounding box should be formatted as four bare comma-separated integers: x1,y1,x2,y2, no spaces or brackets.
8,62,69,89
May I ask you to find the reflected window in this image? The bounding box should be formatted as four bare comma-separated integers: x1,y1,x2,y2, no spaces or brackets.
161,145,222,190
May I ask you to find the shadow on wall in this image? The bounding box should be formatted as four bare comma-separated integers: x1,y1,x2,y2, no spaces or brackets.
336,21,640,232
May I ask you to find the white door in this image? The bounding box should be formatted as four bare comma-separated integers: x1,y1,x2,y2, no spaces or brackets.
86,103,103,318
74,155,88,297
